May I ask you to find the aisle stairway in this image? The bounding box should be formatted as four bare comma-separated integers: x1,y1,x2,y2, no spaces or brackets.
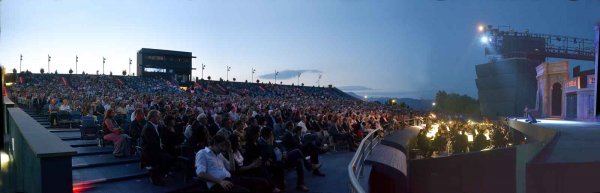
22,108,185,193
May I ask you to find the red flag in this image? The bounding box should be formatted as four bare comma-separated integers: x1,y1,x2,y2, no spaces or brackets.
61,77,67,86
2,84,7,96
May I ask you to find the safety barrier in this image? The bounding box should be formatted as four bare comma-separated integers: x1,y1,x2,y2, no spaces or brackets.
1,97,77,193
348,118,423,193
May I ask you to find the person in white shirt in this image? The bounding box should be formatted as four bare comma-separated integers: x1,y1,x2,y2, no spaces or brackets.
195,135,270,192
59,99,72,112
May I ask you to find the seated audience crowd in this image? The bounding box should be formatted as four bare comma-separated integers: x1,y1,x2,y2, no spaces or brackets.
10,73,418,192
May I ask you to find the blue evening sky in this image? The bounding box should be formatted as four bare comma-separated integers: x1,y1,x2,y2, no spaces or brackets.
1,0,599,99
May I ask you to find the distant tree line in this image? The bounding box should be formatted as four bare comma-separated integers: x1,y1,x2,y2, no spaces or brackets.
433,90,480,117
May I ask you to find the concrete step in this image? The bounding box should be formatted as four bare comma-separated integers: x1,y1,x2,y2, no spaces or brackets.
72,154,140,169
78,176,185,193
67,139,98,148
49,128,80,132
74,147,113,156
54,131,89,141
72,162,148,184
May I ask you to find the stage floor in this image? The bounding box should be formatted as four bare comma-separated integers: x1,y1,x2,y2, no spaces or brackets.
516,118,600,163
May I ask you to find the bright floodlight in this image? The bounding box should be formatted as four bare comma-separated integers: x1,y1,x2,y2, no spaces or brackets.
478,25,485,32
480,36,490,44
364,95,368,99
432,102,436,106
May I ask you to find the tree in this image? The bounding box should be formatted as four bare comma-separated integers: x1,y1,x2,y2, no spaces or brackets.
219,77,223,82
109,71,113,76
132,73,135,76
82,71,85,75
301,83,304,86
96,70,99,75
122,70,127,76
69,69,73,74
256,79,260,83
280,81,282,85
387,99,397,106
40,68,45,74
54,70,58,74
207,76,211,81
399,102,408,109
12,68,17,74
434,90,480,117
245,80,248,83
232,77,236,82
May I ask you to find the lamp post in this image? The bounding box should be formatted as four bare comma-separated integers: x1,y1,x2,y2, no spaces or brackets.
48,54,51,73
75,55,78,74
201,63,205,79
317,74,322,87
102,57,106,75
297,72,302,86
19,54,22,73
274,70,279,84
226,65,231,81
252,68,256,83
129,58,132,76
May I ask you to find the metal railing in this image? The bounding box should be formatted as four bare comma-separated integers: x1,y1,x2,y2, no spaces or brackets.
348,118,423,193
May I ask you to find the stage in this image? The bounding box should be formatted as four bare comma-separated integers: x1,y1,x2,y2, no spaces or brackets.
513,118,600,163
510,118,600,193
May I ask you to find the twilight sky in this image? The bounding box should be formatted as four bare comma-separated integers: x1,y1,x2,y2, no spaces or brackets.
1,0,599,99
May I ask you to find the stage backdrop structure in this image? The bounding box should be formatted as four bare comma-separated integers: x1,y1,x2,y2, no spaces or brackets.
536,61,568,118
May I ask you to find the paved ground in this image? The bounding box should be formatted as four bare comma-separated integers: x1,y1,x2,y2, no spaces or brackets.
516,118,600,163
284,151,355,193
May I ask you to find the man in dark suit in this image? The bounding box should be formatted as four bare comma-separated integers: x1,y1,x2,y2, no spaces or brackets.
282,123,325,177
33,94,44,115
141,110,173,185
129,109,145,150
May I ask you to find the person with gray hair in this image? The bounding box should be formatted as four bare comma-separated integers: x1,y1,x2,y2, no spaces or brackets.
183,113,211,150
141,110,174,185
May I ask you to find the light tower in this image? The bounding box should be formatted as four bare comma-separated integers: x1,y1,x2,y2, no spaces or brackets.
129,58,132,76
19,54,22,73
252,68,256,83
226,65,231,81
201,63,206,79
75,55,79,74
47,54,51,72
297,72,302,86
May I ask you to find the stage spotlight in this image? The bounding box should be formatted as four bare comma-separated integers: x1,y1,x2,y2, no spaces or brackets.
480,36,490,44
478,25,485,32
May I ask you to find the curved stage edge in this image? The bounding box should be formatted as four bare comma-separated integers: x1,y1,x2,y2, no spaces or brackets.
362,118,600,193
508,118,600,193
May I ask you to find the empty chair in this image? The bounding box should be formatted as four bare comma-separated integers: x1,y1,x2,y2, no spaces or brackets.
80,116,98,140
57,110,71,125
